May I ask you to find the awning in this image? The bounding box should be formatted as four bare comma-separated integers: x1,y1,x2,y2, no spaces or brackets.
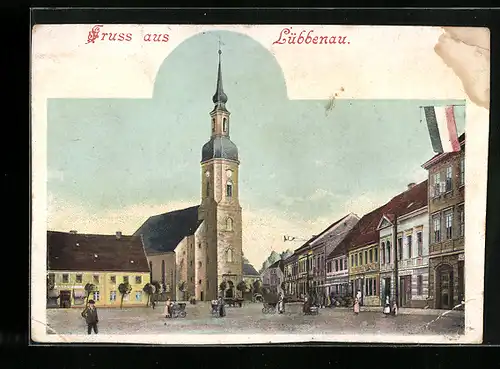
73,289,86,298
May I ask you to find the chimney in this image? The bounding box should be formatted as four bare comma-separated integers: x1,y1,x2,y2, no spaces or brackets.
116,231,122,239
69,230,77,234
407,183,416,190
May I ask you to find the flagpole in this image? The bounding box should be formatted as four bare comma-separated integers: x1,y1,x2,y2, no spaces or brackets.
418,104,466,109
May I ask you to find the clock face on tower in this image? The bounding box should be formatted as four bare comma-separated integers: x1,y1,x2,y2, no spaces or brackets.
226,169,232,178
205,171,210,178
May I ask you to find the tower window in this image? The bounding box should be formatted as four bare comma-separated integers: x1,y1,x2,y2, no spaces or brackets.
212,118,215,132
226,182,233,198
223,118,228,132
206,181,210,197
226,249,234,263
226,217,233,231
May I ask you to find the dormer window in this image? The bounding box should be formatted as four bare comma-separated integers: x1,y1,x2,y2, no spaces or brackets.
223,118,228,132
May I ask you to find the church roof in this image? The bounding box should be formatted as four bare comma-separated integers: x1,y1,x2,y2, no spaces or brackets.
133,205,202,253
47,231,149,272
243,263,259,276
201,136,239,163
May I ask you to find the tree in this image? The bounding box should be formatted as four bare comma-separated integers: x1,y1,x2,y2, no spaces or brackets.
237,280,247,294
252,280,262,295
143,283,154,306
178,281,186,300
84,283,97,304
219,281,227,294
118,282,132,309
151,281,161,303
47,275,55,292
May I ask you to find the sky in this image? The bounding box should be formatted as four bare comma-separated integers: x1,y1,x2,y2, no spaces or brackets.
45,29,465,268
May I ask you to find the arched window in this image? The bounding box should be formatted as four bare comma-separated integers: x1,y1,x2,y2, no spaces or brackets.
212,118,215,132
206,181,210,197
226,249,233,263
381,242,386,264
386,241,391,264
198,261,202,269
223,118,228,132
226,181,233,197
226,217,233,231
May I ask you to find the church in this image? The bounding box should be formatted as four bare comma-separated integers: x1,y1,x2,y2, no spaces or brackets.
134,48,243,302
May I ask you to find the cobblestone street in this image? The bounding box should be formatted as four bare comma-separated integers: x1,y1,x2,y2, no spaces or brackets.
46,301,465,337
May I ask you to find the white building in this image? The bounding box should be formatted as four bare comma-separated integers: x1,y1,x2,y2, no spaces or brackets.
377,181,429,308
261,260,284,294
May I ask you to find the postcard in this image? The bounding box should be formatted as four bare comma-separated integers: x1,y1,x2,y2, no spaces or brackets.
31,23,490,344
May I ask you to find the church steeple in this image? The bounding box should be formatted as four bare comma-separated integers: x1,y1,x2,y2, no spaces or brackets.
212,45,228,107
201,42,238,164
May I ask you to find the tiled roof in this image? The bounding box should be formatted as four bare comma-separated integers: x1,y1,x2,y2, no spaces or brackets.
326,215,361,259
346,179,429,251
47,231,150,272
294,213,353,254
243,263,259,276
133,205,202,253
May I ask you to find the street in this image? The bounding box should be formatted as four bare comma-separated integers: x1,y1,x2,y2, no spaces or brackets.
45,301,465,337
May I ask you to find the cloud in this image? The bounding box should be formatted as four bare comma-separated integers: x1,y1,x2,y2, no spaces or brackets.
46,185,403,270
46,193,320,268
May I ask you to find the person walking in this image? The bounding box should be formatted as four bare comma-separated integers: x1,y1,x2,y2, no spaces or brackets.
164,298,172,318
356,289,362,306
277,292,285,314
353,297,360,315
383,296,391,316
84,300,99,334
218,296,226,317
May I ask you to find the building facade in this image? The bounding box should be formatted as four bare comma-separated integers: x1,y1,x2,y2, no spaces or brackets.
283,253,299,297
47,231,151,308
135,49,243,302
325,253,350,297
377,181,429,308
261,260,284,294
422,134,465,309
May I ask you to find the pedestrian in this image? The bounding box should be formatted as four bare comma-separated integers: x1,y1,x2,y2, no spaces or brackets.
151,298,156,310
218,296,226,317
164,298,172,318
356,289,362,306
392,300,398,316
277,292,285,314
84,299,99,334
383,296,391,316
353,297,360,315
303,294,311,315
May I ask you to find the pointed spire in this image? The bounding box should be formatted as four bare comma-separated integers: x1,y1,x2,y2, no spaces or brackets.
212,41,228,105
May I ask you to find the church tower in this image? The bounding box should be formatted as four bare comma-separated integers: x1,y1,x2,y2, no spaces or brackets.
198,46,243,301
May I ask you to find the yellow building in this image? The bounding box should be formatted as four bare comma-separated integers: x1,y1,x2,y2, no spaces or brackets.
348,242,380,306
346,206,385,307
47,230,151,308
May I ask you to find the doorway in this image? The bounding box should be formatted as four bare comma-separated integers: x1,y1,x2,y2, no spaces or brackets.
200,291,204,301
399,276,412,307
437,264,454,309
383,277,391,304
59,290,71,308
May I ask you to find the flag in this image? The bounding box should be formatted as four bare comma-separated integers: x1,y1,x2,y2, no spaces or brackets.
423,105,461,153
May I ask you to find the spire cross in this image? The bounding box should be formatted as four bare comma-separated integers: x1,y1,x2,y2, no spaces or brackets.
218,37,222,56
